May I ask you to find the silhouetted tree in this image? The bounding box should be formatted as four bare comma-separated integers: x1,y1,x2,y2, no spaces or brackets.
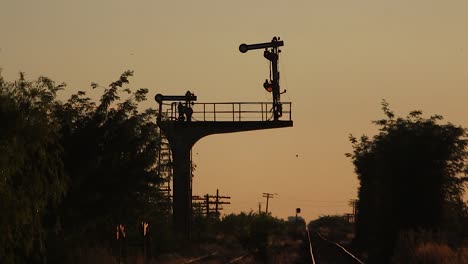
346,100,467,263
0,73,67,264
1,70,171,262
54,71,165,246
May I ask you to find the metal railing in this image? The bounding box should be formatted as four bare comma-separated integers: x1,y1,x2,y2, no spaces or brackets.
163,102,292,122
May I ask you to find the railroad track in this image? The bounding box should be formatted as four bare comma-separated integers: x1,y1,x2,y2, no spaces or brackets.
183,228,363,264
306,227,364,264
183,251,252,264
183,252,218,263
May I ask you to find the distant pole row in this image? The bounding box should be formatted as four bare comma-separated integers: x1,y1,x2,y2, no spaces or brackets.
192,189,231,217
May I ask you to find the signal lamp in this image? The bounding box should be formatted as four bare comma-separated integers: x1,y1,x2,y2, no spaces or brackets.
263,79,273,92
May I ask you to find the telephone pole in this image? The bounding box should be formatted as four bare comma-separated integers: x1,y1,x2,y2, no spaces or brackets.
205,194,210,217
262,192,275,214
348,199,358,223
214,189,230,217
192,190,230,218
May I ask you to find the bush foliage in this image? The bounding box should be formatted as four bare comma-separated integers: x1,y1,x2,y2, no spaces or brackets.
347,100,467,263
0,71,168,263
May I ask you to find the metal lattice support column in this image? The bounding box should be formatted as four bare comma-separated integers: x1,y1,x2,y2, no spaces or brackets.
157,126,173,213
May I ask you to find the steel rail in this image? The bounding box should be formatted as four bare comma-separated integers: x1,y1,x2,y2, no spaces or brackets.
306,227,317,264
183,252,217,263
316,232,364,264
226,253,251,263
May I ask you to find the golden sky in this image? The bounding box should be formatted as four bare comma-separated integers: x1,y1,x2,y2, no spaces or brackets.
1,0,467,222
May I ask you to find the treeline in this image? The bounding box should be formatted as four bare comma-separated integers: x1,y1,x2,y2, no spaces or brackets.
308,215,354,244
347,101,468,263
213,212,289,255
2,71,467,263
0,71,167,263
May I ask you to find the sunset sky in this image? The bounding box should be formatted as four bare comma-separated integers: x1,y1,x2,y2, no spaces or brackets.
1,0,467,222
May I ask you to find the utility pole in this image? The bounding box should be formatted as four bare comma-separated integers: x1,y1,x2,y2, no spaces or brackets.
215,189,220,216
210,189,230,218
344,213,352,223
192,191,230,218
263,193,275,214
213,189,231,217
205,194,210,217
258,202,262,214
192,195,205,217
348,199,358,223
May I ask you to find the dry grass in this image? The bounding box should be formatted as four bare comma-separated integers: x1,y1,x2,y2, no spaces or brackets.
391,229,468,264
412,243,468,264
